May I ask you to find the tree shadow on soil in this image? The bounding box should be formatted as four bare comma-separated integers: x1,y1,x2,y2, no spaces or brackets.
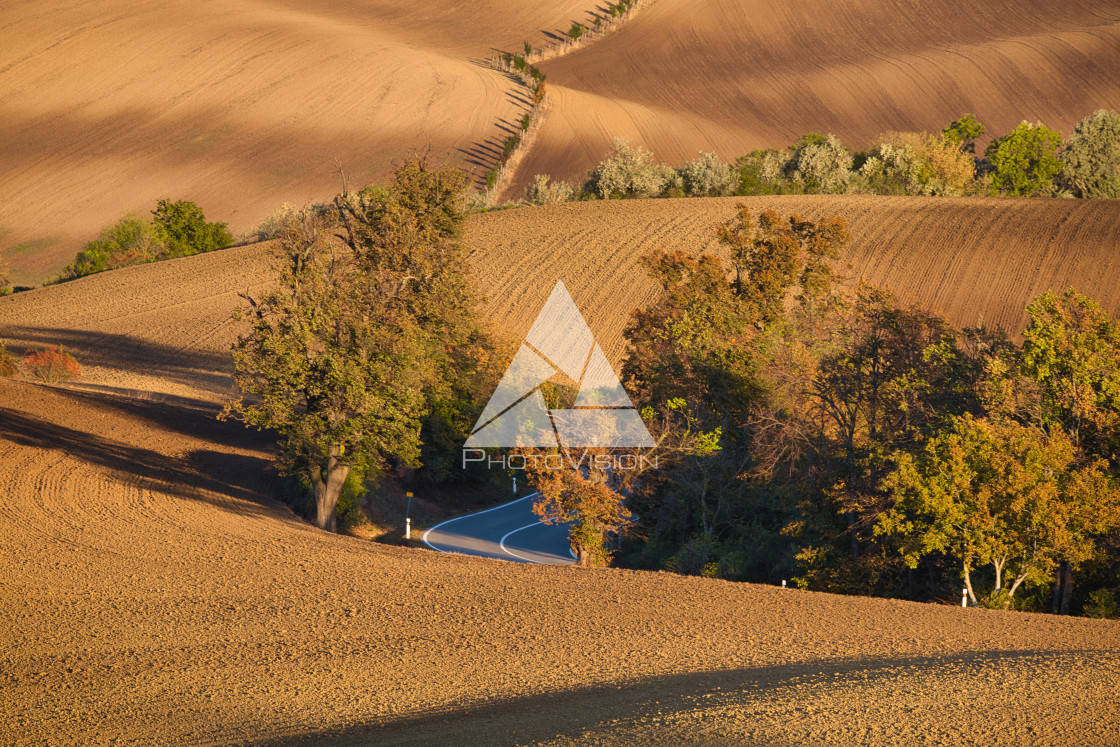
2,325,234,398
0,401,292,524
265,649,1100,746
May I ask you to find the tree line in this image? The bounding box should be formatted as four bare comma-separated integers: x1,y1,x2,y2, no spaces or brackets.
524,110,1120,204
608,205,1120,617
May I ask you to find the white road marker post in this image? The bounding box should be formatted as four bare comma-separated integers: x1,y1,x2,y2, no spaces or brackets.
961,588,968,608
405,492,413,540
513,476,517,495
782,580,787,588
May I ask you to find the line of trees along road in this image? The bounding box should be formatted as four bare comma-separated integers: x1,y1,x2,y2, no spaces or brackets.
615,205,1120,616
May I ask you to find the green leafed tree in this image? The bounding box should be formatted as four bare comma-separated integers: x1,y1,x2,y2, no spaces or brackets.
878,415,1120,608
62,214,164,280
984,121,1063,196
224,159,491,530
942,113,985,154
1059,109,1120,199
152,199,233,258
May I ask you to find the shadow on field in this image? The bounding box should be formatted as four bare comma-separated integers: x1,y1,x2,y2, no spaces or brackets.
0,394,290,523
265,649,1095,746
1,325,233,397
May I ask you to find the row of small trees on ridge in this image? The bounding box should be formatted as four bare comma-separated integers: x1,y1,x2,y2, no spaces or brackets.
525,110,1120,204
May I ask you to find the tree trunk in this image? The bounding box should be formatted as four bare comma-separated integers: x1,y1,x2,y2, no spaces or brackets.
1051,561,1075,615
309,445,350,532
963,558,978,607
1060,564,1076,615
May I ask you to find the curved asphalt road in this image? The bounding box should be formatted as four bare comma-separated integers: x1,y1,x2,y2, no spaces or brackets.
422,493,575,565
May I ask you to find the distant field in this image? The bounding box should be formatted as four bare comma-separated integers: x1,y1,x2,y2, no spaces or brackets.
3,195,1118,403
0,0,594,284
509,0,1120,197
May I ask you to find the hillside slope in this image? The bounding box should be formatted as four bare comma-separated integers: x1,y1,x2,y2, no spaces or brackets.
0,378,1118,745
509,0,1120,196
3,195,1117,403
0,0,593,283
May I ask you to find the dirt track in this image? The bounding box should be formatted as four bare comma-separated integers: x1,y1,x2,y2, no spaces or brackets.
1,378,1118,745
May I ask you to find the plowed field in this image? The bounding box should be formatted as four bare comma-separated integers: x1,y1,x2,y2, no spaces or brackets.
3,196,1118,403
1,378,1118,744
0,0,594,283
509,0,1120,197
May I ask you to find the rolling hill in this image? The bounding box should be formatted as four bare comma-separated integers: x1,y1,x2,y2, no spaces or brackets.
3,195,1118,403
0,0,594,284
507,0,1120,197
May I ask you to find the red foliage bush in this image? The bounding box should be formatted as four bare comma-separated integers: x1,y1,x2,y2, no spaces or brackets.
23,346,80,383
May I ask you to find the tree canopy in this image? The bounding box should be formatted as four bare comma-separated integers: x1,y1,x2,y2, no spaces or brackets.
224,158,492,530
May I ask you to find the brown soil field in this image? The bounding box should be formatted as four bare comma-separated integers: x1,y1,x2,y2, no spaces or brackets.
508,0,1120,197
0,0,595,284
3,195,1117,405
1,377,1118,745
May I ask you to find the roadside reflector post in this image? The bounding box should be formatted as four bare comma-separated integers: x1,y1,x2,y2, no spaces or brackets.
405,492,413,540
961,588,968,608
781,579,786,588
513,476,517,495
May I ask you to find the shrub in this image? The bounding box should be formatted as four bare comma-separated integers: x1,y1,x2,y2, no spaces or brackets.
680,151,737,196
62,214,164,280
519,112,532,131
253,202,298,242
335,468,368,530
985,121,1063,196
501,134,521,157
152,199,233,258
1083,588,1120,619
0,344,17,378
788,133,853,193
525,174,575,205
860,132,976,196
0,256,10,296
588,137,667,199
1059,109,1120,199
568,22,586,40
23,346,80,383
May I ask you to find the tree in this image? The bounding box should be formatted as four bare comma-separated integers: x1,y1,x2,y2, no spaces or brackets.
878,415,1120,608
786,133,853,194
943,113,985,154
1019,290,1120,455
152,199,233,258
859,132,976,196
1059,109,1120,199
528,452,631,566
680,152,737,197
62,214,164,280
985,121,1063,196
588,137,668,199
224,159,490,531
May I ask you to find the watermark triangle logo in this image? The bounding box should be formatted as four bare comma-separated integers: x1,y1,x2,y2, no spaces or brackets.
465,280,655,448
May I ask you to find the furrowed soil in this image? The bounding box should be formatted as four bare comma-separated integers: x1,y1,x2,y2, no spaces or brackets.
0,0,594,284
508,0,1120,197
3,195,1118,403
1,379,1118,745
2,195,1120,742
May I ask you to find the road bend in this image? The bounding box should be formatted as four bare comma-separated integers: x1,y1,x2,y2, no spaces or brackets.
422,493,575,565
